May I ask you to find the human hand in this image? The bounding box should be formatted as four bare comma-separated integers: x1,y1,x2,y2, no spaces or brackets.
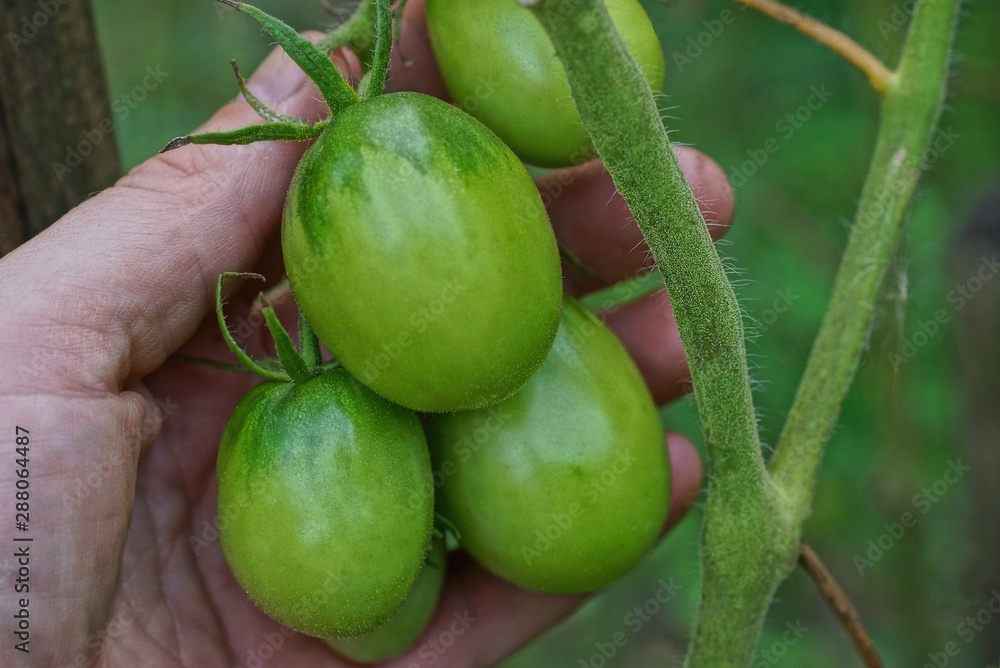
0,1,732,666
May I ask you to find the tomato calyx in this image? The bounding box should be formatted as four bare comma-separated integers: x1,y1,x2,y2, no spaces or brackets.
161,0,395,153
214,272,334,384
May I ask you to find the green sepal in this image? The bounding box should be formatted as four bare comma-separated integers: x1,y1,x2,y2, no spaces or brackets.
217,0,359,114
161,120,327,153
262,306,313,383
298,310,323,372
216,273,290,382
230,59,301,124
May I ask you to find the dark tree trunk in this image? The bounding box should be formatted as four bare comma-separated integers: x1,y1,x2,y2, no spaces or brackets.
0,0,121,256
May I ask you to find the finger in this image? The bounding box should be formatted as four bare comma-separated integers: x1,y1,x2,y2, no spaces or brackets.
386,0,449,98
600,289,693,405
0,37,349,394
542,147,735,296
381,433,702,668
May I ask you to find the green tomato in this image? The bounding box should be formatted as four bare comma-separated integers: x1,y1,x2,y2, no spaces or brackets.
426,298,669,593
216,367,434,637
325,538,446,663
426,0,665,168
283,92,562,413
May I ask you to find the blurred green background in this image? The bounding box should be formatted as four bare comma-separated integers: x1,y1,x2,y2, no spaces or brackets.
90,0,1000,665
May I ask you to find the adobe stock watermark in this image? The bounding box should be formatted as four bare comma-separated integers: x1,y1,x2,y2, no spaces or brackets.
877,0,918,40
62,396,180,509
521,449,637,566
189,494,244,557
578,578,682,667
751,620,810,667
729,84,835,190
854,459,970,575
403,609,478,667
923,589,1000,668
52,65,170,182
6,0,70,53
232,626,295,668
754,288,800,335
57,598,147,668
357,279,469,385
229,572,343,668
399,403,513,519
889,254,1000,371
671,4,748,72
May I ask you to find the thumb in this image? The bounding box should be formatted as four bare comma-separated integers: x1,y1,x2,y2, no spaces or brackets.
0,36,347,396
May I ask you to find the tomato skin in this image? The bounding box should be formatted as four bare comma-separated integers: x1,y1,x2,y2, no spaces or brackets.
425,298,669,593
325,538,446,663
426,0,665,168
283,92,562,413
216,367,434,637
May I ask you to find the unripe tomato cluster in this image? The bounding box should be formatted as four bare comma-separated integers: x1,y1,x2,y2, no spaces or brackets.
208,0,669,661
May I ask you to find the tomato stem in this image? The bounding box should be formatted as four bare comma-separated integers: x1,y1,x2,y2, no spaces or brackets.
524,5,789,664
319,0,378,63
527,0,961,665
364,0,393,99
768,0,962,526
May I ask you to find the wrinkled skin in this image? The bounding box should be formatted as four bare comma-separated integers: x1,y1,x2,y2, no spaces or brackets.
0,2,731,666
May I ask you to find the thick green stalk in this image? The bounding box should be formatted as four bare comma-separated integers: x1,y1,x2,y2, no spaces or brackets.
521,1,798,664
769,0,962,526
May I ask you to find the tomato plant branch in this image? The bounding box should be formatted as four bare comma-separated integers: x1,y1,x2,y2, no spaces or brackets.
769,0,962,528
319,0,377,60
364,0,393,97
734,0,894,93
520,2,800,665
799,543,884,668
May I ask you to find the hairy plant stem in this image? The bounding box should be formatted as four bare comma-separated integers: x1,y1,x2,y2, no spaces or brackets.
769,0,962,527
521,1,797,664
522,0,960,664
